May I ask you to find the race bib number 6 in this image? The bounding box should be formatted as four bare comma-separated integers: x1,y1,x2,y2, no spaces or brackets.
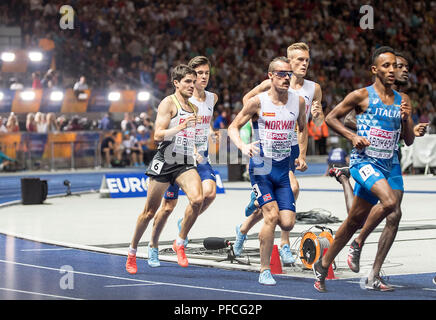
151,159,164,174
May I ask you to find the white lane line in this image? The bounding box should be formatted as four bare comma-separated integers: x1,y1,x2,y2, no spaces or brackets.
104,283,160,288
20,248,74,252
0,259,312,300
0,287,83,300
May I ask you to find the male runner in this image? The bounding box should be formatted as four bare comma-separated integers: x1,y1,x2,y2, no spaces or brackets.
125,64,203,273
233,43,322,263
328,52,428,290
312,46,415,292
228,57,306,285
146,56,218,267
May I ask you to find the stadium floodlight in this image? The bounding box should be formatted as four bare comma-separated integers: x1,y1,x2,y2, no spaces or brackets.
1,52,16,62
28,51,43,62
108,91,121,101
20,90,36,101
137,91,150,101
50,91,64,101
0,92,4,101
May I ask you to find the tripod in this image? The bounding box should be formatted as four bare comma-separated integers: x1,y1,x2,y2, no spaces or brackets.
215,242,250,265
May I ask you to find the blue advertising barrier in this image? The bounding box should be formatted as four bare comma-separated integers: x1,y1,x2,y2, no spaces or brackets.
102,171,225,198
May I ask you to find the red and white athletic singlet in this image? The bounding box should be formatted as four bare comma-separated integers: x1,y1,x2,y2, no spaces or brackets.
189,90,214,156
288,79,315,146
253,91,300,161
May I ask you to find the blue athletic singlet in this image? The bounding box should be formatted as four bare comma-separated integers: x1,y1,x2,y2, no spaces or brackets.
350,85,403,204
249,91,299,211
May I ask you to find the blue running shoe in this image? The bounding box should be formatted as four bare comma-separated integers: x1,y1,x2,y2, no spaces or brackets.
233,224,247,256
177,218,189,248
245,192,257,217
279,244,296,265
147,244,160,268
258,269,276,286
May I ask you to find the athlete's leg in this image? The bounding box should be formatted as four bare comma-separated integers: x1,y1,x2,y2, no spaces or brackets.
258,201,280,272
199,179,216,214
150,198,178,248
129,179,170,250
369,189,403,281
321,195,373,268
353,179,397,247
280,170,299,247
175,169,204,240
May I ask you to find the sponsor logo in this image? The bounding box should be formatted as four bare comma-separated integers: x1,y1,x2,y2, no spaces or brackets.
262,112,276,117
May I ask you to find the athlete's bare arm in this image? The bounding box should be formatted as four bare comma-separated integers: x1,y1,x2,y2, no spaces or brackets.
311,83,324,127
154,97,196,143
296,96,308,171
325,88,371,149
242,79,271,106
344,109,357,131
399,92,415,146
414,122,428,137
228,96,261,157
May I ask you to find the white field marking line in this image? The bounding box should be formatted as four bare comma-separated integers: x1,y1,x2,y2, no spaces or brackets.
20,248,74,252
423,288,436,292
345,280,404,288
104,283,160,288
0,287,83,300
0,259,312,300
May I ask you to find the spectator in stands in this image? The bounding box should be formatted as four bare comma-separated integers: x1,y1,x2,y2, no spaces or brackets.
136,125,155,166
9,77,23,90
32,72,42,89
139,62,153,89
99,113,114,131
57,115,68,132
41,69,57,89
120,130,143,167
46,112,59,132
6,113,19,132
65,115,82,131
308,119,329,155
120,112,136,133
101,130,121,168
34,112,47,133
213,110,228,130
26,112,37,132
73,76,89,99
0,116,7,133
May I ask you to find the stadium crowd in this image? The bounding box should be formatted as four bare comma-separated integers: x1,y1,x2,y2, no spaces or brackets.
0,0,435,137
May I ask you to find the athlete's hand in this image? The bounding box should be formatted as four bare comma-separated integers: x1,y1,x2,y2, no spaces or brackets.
311,100,323,119
181,115,197,129
295,157,307,172
400,100,411,121
241,140,260,158
413,123,428,137
351,134,370,149
195,152,204,164
210,130,219,143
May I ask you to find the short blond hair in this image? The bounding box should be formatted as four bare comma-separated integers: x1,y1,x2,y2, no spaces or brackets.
287,42,310,59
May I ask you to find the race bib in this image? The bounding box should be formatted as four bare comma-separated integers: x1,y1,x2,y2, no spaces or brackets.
365,127,396,159
358,164,376,182
150,159,164,174
262,131,293,159
252,184,262,199
172,126,195,156
195,127,209,151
